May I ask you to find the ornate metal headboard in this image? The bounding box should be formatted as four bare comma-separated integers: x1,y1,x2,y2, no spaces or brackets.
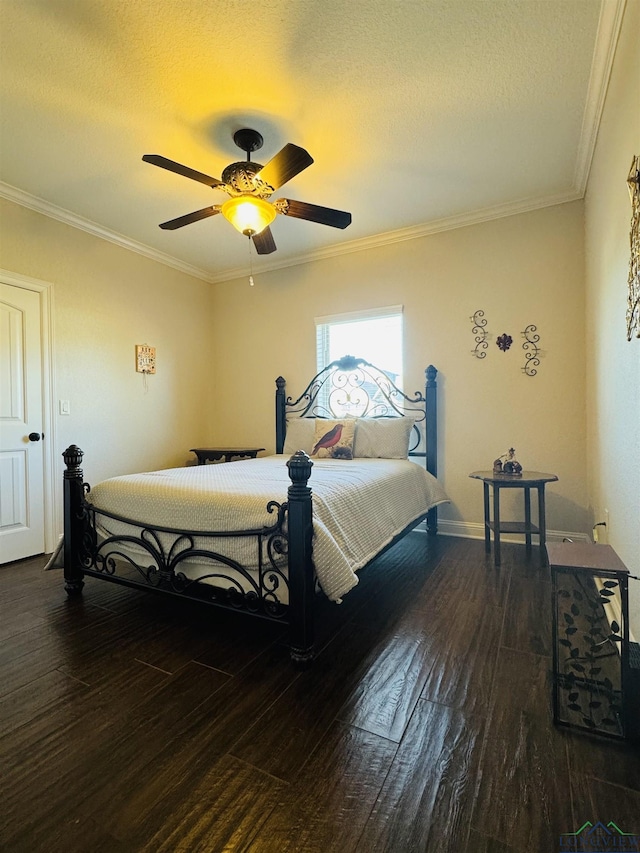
275,355,438,479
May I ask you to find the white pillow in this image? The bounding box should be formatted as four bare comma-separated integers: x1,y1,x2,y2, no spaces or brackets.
282,418,316,455
353,417,413,459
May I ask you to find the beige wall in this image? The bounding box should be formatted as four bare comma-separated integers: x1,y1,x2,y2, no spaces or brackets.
585,0,640,632
211,200,588,539
0,197,214,534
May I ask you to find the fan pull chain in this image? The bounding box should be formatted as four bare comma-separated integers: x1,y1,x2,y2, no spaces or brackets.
248,236,255,286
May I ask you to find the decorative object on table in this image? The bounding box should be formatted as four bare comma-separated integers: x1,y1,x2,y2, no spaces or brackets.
521,324,541,376
496,333,513,352
547,542,633,741
503,448,522,476
627,155,640,341
493,447,522,476
470,309,489,358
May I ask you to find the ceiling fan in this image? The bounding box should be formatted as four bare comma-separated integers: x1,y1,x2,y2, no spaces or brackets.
142,129,352,255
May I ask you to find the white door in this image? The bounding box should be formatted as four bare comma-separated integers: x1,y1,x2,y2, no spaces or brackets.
0,283,45,562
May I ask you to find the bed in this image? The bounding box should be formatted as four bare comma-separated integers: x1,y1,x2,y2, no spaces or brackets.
62,356,448,663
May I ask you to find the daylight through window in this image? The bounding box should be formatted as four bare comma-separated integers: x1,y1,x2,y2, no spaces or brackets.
315,306,403,416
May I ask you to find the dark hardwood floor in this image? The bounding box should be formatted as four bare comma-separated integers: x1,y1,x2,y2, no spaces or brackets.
1,534,638,852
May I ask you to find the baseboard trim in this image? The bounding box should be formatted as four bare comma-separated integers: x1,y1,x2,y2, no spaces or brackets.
434,519,591,545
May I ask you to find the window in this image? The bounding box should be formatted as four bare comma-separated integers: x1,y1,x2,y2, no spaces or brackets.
315,306,403,387
316,305,402,417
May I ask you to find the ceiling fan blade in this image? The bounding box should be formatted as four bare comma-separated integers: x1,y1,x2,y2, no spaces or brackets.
255,144,314,191
252,227,277,255
143,154,225,189
276,199,352,229
159,206,221,230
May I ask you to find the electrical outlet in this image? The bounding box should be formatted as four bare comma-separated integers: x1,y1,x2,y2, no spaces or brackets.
593,508,609,544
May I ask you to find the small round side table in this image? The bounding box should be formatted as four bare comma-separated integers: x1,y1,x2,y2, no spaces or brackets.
469,470,559,566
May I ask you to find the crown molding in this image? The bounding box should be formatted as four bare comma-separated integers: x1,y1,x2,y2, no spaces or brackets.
209,188,583,283
0,178,582,285
573,0,627,194
0,182,217,283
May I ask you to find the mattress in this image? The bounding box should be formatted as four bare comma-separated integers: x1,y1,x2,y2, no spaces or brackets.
86,455,449,602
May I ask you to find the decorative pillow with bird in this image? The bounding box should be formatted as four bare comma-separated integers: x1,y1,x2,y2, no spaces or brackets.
311,419,355,459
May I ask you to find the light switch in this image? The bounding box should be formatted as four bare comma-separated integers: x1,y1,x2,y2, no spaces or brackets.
59,400,70,415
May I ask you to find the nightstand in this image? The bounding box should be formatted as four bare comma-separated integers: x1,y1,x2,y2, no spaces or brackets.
190,447,265,465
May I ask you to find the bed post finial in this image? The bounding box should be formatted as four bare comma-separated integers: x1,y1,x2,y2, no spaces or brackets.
286,451,315,665
63,445,85,595
286,449,313,488
424,366,438,534
63,444,83,471
275,375,286,454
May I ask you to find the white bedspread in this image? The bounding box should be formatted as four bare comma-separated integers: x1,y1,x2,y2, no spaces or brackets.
87,455,449,602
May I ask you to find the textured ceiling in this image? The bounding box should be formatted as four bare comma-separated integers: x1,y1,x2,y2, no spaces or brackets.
0,0,620,283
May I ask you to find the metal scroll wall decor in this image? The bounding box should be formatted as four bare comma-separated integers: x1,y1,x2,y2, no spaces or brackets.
470,310,542,375
521,324,540,376
627,156,640,340
470,310,489,358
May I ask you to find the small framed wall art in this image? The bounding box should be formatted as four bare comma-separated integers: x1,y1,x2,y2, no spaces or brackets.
135,344,156,374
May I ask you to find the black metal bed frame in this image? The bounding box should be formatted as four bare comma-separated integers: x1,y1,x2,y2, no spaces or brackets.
62,356,439,664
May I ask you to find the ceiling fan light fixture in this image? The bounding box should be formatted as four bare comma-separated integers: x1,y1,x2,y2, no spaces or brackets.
143,132,350,253
221,195,276,236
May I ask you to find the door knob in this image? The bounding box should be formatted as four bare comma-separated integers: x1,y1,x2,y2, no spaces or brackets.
28,432,42,442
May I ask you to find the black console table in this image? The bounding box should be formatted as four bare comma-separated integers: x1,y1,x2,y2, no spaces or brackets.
547,542,635,741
